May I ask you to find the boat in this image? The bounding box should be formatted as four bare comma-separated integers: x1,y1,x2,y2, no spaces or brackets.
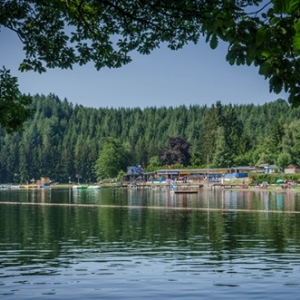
72,185,88,189
87,185,101,189
8,185,22,189
20,184,42,189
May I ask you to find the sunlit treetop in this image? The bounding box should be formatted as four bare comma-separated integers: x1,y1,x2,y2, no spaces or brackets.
1,0,300,106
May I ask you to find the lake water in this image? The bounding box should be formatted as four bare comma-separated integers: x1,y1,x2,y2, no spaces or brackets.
1,187,300,299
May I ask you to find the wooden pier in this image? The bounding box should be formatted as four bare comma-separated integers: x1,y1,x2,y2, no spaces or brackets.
174,189,198,194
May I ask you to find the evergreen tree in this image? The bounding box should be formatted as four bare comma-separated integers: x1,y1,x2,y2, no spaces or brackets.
212,127,233,168
281,120,300,166
268,121,285,154
201,101,224,162
190,143,203,167
224,104,243,156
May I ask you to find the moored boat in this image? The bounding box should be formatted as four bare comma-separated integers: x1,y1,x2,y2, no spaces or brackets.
87,185,101,189
20,184,42,189
72,185,88,189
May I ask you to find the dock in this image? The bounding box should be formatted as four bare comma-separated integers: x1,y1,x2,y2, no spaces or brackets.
174,189,198,194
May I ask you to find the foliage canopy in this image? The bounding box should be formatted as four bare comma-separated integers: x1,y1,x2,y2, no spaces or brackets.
95,137,131,180
0,68,33,133
2,0,300,131
160,136,191,167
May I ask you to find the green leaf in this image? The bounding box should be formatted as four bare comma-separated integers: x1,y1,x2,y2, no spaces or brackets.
293,19,300,52
259,61,273,78
261,50,271,58
289,0,300,13
273,0,291,13
210,35,218,50
256,28,267,47
269,75,283,94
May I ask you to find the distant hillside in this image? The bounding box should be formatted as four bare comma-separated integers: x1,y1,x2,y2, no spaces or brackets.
0,95,299,183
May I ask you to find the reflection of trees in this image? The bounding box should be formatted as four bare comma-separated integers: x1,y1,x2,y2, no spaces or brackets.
1,190,300,267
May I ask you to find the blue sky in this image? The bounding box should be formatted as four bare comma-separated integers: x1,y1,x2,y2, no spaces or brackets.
1,27,288,109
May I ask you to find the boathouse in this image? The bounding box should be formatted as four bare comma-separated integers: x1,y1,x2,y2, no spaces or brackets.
123,165,144,183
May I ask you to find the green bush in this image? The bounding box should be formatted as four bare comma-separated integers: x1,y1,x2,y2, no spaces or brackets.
249,173,300,184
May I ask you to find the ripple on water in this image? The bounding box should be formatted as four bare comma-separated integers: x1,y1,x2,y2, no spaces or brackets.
2,190,300,299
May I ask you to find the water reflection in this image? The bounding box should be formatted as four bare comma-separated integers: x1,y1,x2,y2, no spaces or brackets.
1,188,300,299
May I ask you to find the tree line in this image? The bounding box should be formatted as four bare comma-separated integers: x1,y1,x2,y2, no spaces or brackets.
1,94,300,184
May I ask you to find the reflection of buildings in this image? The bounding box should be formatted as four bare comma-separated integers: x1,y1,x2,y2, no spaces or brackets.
128,187,147,207
175,193,188,208
125,187,298,218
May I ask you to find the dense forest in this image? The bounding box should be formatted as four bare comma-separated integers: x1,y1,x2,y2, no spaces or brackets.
1,95,300,184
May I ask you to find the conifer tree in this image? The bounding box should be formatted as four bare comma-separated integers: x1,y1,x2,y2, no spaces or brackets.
212,127,233,168
223,104,243,156
201,102,224,162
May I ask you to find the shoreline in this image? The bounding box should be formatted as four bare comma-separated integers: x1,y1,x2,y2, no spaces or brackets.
1,182,299,193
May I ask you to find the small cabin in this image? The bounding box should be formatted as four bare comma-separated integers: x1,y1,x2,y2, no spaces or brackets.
284,164,300,174
257,164,279,173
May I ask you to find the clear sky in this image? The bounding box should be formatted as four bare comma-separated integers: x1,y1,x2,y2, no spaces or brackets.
1,27,288,109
